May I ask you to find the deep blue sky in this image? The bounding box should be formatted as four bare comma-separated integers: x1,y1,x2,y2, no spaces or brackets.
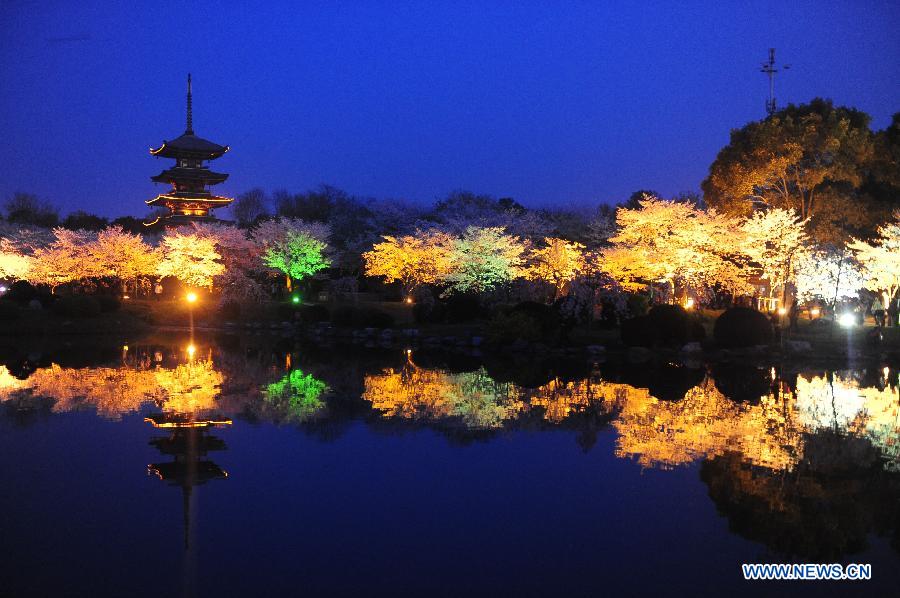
0,1,897,218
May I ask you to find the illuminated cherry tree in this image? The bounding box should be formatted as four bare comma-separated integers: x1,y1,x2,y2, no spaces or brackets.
28,228,100,291
527,237,586,299
91,226,159,294
741,208,809,302
795,247,863,305
157,231,225,289
362,229,454,296
848,212,900,306
262,230,331,290
601,196,750,299
444,226,528,294
0,238,32,280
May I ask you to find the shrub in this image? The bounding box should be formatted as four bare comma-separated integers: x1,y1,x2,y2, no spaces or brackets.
626,293,650,317
620,315,651,346
646,305,693,346
96,295,121,313
509,301,559,338
0,300,21,320
621,305,704,347
443,293,484,323
51,295,101,318
713,307,774,348
5,281,36,304
487,311,544,345
299,304,330,324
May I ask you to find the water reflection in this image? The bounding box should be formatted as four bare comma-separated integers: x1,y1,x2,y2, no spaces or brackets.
0,337,898,560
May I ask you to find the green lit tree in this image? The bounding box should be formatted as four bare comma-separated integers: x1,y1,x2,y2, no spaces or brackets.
263,369,328,422
262,230,331,291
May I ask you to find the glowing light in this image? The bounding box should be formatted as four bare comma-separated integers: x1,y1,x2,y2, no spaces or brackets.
810,307,820,317
405,296,413,304
186,292,198,304
186,344,196,358
122,295,130,300
123,345,129,352
839,313,856,328
884,366,890,381
777,307,787,315
770,367,776,381
683,297,695,309
292,295,300,304
0,286,7,293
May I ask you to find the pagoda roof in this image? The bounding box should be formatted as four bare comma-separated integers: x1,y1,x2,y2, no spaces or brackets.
146,192,234,207
150,132,229,159
151,166,229,184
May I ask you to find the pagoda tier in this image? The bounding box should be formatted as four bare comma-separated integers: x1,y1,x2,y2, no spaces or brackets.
146,74,233,226
151,166,229,186
150,133,229,160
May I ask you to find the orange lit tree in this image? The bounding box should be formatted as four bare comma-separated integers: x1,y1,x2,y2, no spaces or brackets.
157,231,225,290
527,237,586,300
362,229,454,297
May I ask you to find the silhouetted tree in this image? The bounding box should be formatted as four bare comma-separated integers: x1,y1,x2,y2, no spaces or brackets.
231,188,269,227
3,192,59,227
62,210,108,231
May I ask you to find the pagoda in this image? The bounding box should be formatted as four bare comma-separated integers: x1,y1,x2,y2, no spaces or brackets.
146,74,232,225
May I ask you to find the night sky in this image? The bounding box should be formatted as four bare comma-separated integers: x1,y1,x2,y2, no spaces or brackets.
1,1,897,218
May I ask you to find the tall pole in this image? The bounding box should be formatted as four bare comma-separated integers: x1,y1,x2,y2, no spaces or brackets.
760,48,789,117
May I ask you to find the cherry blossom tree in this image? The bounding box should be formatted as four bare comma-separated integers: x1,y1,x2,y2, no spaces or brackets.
741,208,809,304
795,246,863,305
156,231,225,289
848,212,900,308
91,226,159,294
601,196,750,300
28,228,99,292
527,237,586,300
0,237,32,281
362,229,454,296
444,226,528,294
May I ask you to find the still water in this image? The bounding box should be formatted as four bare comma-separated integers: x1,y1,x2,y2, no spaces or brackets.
0,333,898,597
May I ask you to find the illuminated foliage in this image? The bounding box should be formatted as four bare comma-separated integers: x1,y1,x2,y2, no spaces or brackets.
90,226,159,290
263,369,328,422
0,237,32,280
741,208,809,299
444,226,528,294
157,231,225,289
702,99,874,241
28,228,100,291
527,237,586,298
795,246,863,304
362,230,454,294
262,230,331,286
848,212,900,305
601,196,750,297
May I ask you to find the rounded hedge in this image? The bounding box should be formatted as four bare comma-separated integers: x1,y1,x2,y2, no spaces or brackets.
713,307,774,348
647,305,693,346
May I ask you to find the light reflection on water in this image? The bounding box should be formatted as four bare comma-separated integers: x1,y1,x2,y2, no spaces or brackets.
1,335,899,573
3,345,896,474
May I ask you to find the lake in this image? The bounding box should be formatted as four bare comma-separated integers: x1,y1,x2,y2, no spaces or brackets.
0,332,898,597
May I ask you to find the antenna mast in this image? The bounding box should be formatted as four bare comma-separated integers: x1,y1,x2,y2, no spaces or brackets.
760,48,790,117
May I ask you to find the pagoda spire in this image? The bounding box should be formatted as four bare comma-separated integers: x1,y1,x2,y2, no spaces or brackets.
186,73,193,135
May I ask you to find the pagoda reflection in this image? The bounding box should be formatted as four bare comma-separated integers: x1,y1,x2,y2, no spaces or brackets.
146,411,231,550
